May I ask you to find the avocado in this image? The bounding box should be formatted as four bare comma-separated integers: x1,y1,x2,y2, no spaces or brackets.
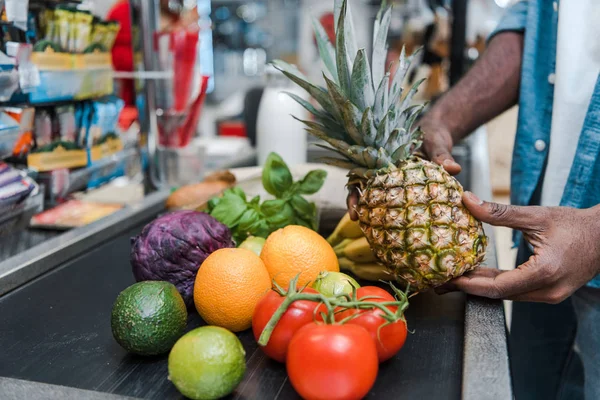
111,281,188,356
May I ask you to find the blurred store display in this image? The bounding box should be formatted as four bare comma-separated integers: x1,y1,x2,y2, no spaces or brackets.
0,0,507,234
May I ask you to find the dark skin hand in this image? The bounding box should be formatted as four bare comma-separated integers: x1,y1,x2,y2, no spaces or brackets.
436,192,600,304
347,31,524,219
347,32,600,302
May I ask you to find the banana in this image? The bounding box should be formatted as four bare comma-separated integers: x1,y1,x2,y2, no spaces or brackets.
338,257,393,282
327,213,364,246
335,237,378,263
333,238,355,253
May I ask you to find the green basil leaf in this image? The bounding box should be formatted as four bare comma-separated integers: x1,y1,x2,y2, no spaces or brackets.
290,195,314,218
261,199,287,217
295,215,313,229
267,202,295,229
238,209,261,232
297,169,328,195
253,220,272,238
229,187,247,201
207,197,221,211
250,195,261,206
263,152,293,197
209,195,248,227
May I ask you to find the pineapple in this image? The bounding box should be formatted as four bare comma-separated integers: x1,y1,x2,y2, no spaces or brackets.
273,0,486,291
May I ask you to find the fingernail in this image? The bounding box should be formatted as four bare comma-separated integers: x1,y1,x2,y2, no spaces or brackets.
465,191,483,205
443,159,455,167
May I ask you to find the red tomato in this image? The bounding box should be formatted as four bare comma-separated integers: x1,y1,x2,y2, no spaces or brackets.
336,286,395,319
337,286,407,362
286,323,379,400
252,288,325,363
355,286,395,302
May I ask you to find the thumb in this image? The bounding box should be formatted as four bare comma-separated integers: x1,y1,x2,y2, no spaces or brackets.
462,192,547,230
423,133,461,175
346,186,360,221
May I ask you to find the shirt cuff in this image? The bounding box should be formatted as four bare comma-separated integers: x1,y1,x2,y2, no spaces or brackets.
488,1,528,42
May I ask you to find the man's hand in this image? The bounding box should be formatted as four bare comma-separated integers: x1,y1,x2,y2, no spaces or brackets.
420,119,462,175
436,192,600,304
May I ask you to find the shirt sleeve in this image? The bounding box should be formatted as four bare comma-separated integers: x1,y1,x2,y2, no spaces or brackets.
488,1,528,41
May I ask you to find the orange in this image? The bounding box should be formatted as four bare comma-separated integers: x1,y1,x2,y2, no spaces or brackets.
194,248,271,332
260,225,339,288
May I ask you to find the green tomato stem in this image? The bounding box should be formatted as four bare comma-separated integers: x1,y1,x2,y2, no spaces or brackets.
258,278,410,347
258,291,335,346
258,295,295,346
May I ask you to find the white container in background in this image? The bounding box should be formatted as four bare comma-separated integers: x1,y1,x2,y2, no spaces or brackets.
256,66,308,167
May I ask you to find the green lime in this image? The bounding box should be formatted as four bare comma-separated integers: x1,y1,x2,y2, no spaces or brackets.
168,326,246,400
238,236,266,256
111,281,187,356
312,271,360,297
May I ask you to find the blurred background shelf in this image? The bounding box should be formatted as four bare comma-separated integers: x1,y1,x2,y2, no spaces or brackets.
0,184,44,238
37,146,145,204
0,128,20,160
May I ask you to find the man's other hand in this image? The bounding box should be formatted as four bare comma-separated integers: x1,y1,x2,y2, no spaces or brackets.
437,192,600,304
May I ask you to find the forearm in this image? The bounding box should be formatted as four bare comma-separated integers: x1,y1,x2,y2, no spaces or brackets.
421,31,524,144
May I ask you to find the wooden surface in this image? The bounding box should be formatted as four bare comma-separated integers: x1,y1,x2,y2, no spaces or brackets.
0,222,465,400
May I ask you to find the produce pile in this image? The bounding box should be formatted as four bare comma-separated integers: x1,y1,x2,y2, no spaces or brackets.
110,0,488,397
112,151,412,399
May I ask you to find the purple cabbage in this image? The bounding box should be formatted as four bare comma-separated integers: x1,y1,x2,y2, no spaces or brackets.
130,211,235,307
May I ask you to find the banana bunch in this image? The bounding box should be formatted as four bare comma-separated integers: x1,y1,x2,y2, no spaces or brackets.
327,213,393,282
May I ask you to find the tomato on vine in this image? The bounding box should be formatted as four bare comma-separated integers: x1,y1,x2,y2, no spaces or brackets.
337,286,409,362
252,287,326,363
255,276,410,400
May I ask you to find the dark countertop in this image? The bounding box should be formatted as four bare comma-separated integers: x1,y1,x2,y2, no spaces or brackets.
0,220,465,400
0,129,511,400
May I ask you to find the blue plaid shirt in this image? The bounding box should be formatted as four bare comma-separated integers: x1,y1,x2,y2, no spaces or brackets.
492,0,600,288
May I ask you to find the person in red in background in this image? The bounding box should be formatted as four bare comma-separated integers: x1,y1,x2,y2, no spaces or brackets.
319,13,336,44
107,0,199,107
107,1,135,106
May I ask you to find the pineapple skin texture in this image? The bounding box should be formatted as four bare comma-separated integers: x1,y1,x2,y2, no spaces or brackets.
356,158,487,292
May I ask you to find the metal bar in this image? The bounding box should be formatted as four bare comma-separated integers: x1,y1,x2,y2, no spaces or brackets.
462,128,513,400
135,0,163,190
450,0,468,86
0,190,170,297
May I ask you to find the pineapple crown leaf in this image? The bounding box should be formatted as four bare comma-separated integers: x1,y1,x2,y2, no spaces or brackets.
335,0,353,97
271,60,341,121
311,16,338,82
318,156,358,170
384,128,403,154
350,49,374,110
334,0,358,65
272,0,428,173
282,90,327,120
374,72,391,126
372,5,392,88
322,73,365,146
360,107,377,147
